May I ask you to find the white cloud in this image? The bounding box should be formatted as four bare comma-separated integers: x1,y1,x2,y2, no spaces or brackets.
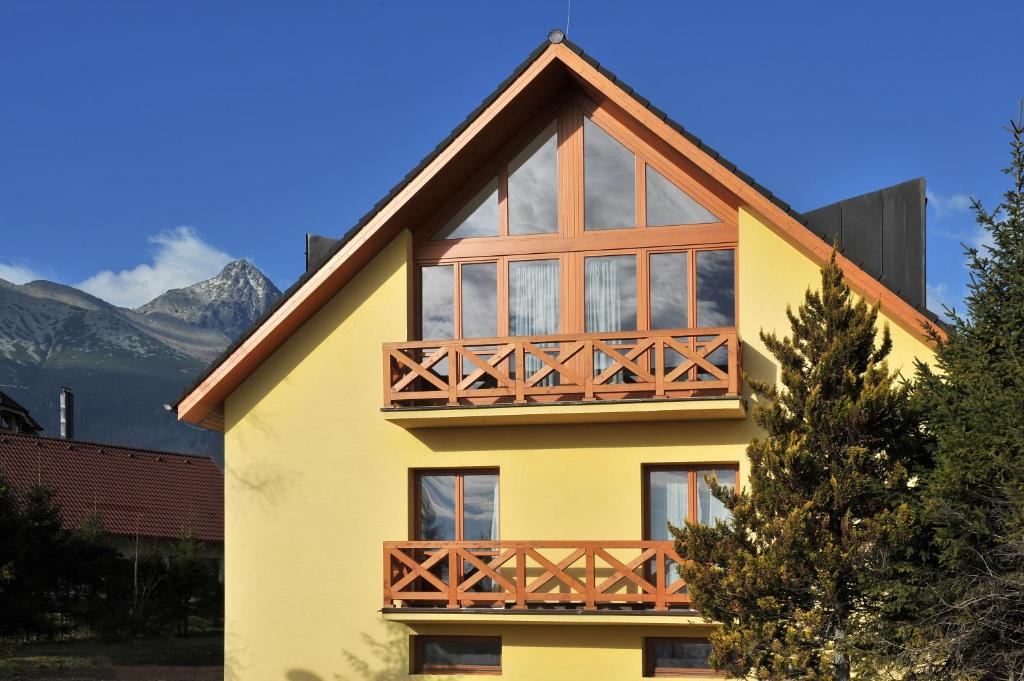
0,261,44,285
927,282,960,319
76,227,236,308
926,190,973,219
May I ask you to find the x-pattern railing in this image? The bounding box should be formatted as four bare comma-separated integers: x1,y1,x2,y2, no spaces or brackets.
383,540,691,611
383,328,739,407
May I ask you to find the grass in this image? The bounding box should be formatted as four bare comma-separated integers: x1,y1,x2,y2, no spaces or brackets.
0,633,223,674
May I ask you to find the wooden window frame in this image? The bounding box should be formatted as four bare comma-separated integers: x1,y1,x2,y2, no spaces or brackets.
641,463,740,539
414,246,736,342
411,635,502,676
410,468,501,541
643,637,722,678
411,90,741,344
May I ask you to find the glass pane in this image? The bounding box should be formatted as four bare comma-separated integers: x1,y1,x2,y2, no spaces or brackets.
647,469,689,540
508,122,558,235
585,255,637,332
584,117,635,230
509,259,560,387
420,265,454,340
649,252,689,330
696,249,735,327
461,263,497,339
508,260,560,336
420,638,501,669
651,639,713,670
432,178,499,240
463,474,499,541
697,469,736,525
646,165,720,226
417,474,456,540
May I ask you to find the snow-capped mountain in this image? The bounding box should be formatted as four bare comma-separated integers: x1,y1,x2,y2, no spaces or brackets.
136,260,281,340
0,261,282,463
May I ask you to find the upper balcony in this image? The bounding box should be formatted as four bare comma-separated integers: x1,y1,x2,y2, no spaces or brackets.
381,327,743,427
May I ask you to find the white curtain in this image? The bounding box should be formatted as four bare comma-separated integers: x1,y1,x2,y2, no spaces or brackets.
586,259,625,383
510,260,559,386
664,476,687,585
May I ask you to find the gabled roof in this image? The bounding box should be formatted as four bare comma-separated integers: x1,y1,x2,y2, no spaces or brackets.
0,432,223,542
0,390,42,433
174,30,943,431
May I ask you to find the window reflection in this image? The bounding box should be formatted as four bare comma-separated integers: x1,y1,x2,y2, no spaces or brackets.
649,252,688,329
646,166,719,226
420,265,454,340
460,263,497,339
697,468,735,525
696,249,735,327
432,178,500,240
417,474,456,541
463,473,499,541
508,123,558,235
584,117,635,230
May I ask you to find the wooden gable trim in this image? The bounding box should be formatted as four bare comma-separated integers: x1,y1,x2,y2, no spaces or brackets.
549,43,942,346
177,40,941,430
176,47,563,429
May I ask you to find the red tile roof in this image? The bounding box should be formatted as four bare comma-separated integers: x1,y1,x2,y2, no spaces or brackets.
0,432,223,543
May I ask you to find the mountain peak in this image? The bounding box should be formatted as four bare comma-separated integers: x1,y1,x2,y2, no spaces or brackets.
135,260,282,340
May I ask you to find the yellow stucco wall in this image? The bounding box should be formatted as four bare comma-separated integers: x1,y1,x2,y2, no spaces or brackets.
222,210,935,681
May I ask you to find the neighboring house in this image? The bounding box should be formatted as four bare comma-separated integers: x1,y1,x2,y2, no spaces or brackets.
0,391,43,435
0,431,223,568
174,32,941,680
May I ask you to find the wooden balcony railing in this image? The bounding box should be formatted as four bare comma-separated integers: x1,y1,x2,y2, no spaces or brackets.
383,328,739,407
383,540,691,612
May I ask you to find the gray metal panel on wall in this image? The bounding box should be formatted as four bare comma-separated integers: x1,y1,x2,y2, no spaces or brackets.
801,177,927,311
881,178,926,308
839,191,884,281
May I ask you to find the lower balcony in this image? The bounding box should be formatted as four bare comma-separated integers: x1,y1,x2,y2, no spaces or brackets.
381,328,743,427
383,540,695,622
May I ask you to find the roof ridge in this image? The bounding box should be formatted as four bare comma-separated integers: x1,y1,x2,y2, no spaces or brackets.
0,431,217,462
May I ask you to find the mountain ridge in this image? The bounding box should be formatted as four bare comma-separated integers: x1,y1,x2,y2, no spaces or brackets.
0,260,283,464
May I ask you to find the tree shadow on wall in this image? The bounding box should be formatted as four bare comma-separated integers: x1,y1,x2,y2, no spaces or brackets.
284,628,408,681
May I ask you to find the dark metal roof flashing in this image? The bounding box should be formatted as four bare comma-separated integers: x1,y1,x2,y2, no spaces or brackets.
171,30,942,412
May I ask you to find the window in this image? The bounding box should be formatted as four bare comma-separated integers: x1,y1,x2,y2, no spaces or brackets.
585,255,637,333
412,636,501,675
432,178,499,240
420,265,455,340
649,252,688,329
646,166,720,227
508,122,558,235
415,470,499,541
584,117,635,230
644,465,737,537
643,638,719,677
696,250,735,327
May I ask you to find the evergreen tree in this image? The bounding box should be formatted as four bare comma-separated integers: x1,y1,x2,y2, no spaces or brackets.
674,253,931,680
914,108,1024,679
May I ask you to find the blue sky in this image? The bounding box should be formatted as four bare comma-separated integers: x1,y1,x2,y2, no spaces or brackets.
0,1,1019,312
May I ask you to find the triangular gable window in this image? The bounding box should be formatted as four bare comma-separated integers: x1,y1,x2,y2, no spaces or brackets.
645,166,720,226
508,122,558,235
432,178,499,240
584,117,635,230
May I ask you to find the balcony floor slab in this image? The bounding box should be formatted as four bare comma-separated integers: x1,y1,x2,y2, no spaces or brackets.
382,396,746,429
381,608,706,627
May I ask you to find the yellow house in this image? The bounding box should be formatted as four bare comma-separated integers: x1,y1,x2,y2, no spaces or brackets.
175,31,942,680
